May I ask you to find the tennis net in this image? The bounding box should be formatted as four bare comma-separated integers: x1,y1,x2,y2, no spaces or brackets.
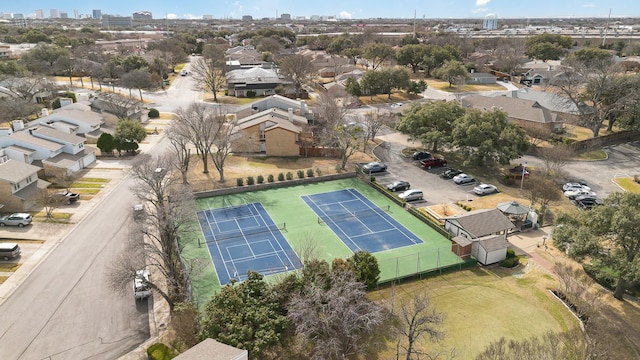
318,205,390,225
209,223,286,244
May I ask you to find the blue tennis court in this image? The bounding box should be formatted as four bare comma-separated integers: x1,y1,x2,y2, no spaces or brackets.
197,202,302,285
301,188,423,253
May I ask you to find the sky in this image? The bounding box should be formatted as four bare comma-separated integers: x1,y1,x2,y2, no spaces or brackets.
2,0,639,20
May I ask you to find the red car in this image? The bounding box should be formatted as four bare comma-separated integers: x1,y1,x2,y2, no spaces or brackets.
420,157,447,169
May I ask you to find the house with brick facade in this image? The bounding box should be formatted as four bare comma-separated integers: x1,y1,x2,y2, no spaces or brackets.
0,157,50,212
232,108,308,156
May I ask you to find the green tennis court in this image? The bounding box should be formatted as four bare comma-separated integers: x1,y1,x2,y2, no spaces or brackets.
180,177,464,306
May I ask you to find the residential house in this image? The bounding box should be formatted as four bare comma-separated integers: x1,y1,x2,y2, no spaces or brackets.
35,102,105,140
461,94,565,133
174,338,247,360
498,88,591,116
90,94,148,122
234,95,313,121
0,121,96,177
0,158,50,212
226,67,284,98
467,71,498,85
232,107,308,156
517,60,563,85
445,208,514,265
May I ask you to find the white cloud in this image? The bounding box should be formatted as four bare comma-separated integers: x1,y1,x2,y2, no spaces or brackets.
476,0,491,5
339,11,353,19
166,13,177,19
472,7,487,14
183,13,199,19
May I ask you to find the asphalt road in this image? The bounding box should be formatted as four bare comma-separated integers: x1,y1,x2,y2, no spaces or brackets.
0,176,150,359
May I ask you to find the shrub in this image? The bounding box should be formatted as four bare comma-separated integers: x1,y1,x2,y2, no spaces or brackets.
583,262,617,290
297,170,305,179
267,174,274,183
246,90,257,97
278,173,285,181
506,248,516,258
247,176,255,185
286,172,293,180
315,168,322,176
236,178,244,186
257,175,264,184
307,168,314,177
147,343,176,360
370,176,376,182
500,257,520,268
148,108,160,118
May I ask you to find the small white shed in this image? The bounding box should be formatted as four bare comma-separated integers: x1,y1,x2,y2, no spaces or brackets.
472,235,511,265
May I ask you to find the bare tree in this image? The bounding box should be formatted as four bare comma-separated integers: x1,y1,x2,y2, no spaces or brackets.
394,292,445,360
175,102,229,177
315,92,362,169
40,189,67,220
190,44,226,102
537,144,576,176
111,153,198,311
121,69,154,101
0,97,40,123
525,173,562,226
277,54,315,96
210,112,236,183
166,120,192,185
1,76,59,103
526,126,553,148
361,110,396,152
287,269,389,359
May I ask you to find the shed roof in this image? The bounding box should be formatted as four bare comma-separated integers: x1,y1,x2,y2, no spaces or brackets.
446,208,514,238
0,159,40,183
174,338,247,360
476,234,510,252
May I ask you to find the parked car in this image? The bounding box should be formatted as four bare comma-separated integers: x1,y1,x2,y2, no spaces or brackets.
51,190,80,204
563,182,591,192
180,69,188,76
564,188,596,200
412,151,432,160
362,162,387,173
473,183,498,195
133,269,152,300
0,243,22,261
0,213,32,227
453,173,475,184
398,189,424,202
420,157,448,169
386,181,410,192
441,168,463,179
573,195,602,210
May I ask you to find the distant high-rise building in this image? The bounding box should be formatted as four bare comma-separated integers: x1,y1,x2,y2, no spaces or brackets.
133,11,152,20
60,12,68,19
50,9,60,19
280,13,291,21
202,14,213,20
13,13,24,20
242,15,253,21
310,15,320,21
93,9,102,19
483,14,498,30
102,15,132,28
35,9,44,19
74,9,79,19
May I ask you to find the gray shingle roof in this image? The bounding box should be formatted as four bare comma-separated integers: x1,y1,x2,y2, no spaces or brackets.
0,159,40,183
461,95,564,124
446,208,514,238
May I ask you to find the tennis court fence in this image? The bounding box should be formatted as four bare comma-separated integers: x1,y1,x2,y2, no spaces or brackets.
317,205,390,225
199,222,287,246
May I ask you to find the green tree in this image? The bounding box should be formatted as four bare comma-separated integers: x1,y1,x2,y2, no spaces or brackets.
96,132,116,154
201,271,287,357
347,251,380,290
345,77,362,97
525,34,572,61
22,43,69,74
554,192,640,300
396,101,465,153
452,109,529,166
432,60,469,88
121,69,154,101
114,118,147,152
362,43,396,70
422,44,460,78
407,80,428,95
396,44,430,73
342,48,362,66
121,55,148,73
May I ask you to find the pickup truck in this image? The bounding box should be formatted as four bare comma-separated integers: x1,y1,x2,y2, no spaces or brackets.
52,191,80,204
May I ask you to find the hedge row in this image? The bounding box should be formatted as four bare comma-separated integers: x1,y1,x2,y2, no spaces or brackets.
236,168,320,186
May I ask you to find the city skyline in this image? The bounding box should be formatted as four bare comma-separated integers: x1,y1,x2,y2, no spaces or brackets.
1,0,639,20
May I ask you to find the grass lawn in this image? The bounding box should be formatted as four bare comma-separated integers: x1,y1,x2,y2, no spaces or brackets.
613,177,640,193
369,267,579,358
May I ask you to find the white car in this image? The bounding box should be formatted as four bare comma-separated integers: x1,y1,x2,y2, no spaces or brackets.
473,183,498,195
564,188,596,200
399,189,424,202
563,182,591,192
453,173,475,184
133,269,152,300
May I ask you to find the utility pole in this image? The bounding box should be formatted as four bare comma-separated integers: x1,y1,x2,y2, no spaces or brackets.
413,10,416,39
602,8,611,47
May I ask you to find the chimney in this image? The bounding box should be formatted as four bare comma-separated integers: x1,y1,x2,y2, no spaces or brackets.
288,108,293,122
12,120,24,131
